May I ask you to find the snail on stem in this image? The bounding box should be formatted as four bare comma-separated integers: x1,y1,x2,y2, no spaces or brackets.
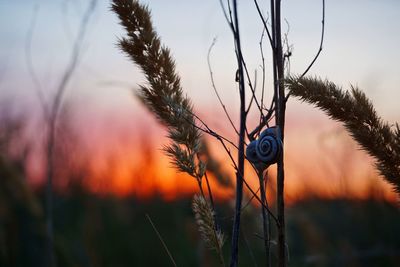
246,126,282,168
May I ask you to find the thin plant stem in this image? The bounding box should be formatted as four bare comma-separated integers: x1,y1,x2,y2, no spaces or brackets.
258,169,271,267
218,0,235,32
242,176,278,225
241,56,263,116
286,0,325,102
254,0,274,49
25,4,48,119
259,28,267,120
204,171,216,211
300,0,325,78
242,230,259,267
195,163,225,266
230,0,247,265
207,38,239,135
273,1,287,266
146,214,178,267
245,70,257,115
44,2,97,266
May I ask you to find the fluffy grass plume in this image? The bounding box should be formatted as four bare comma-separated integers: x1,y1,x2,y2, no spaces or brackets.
192,194,225,265
111,0,204,180
286,76,400,195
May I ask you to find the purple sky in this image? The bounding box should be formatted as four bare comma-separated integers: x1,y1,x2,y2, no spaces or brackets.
1,0,399,116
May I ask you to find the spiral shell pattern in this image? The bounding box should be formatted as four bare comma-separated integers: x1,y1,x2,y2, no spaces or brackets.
245,126,282,165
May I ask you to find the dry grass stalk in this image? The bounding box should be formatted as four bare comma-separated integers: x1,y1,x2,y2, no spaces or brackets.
112,1,226,264
286,76,400,195
111,0,204,181
192,194,225,266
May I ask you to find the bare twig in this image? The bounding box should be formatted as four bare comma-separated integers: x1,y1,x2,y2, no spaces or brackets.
259,28,267,120
207,37,239,135
272,1,287,266
299,0,325,78
258,168,271,267
218,0,235,32
230,0,247,265
253,0,274,49
226,0,235,32
240,186,260,213
190,111,239,150
286,0,325,104
248,103,275,141
220,185,259,223
204,171,216,210
248,98,276,141
245,70,258,115
282,19,293,76
242,176,278,225
241,56,264,116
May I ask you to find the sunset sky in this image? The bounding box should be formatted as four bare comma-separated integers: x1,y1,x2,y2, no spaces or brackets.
0,0,399,202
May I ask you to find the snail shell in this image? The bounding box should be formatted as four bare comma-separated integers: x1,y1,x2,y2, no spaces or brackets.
246,140,259,163
255,127,282,165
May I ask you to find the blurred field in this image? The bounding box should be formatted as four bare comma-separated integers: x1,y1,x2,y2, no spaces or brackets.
1,179,399,267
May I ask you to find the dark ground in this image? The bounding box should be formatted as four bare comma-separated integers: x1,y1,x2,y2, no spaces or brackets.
1,181,399,267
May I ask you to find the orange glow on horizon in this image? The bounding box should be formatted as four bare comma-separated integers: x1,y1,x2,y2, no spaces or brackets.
76,134,398,205
26,107,398,205
83,146,234,201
